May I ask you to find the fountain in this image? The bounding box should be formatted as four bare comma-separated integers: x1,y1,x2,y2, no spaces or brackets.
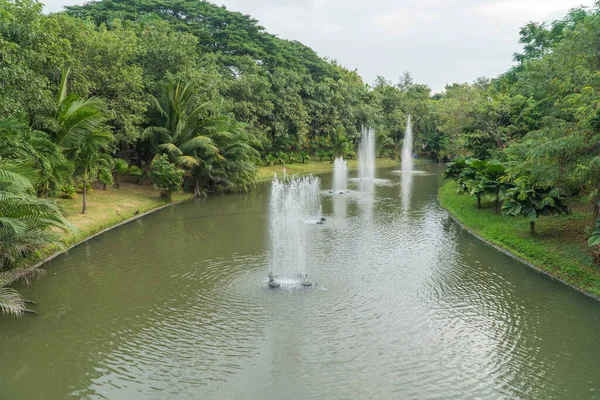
401,115,413,172
268,174,321,287
358,127,376,180
331,157,348,193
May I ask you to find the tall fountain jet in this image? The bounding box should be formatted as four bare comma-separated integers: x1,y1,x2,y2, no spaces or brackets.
358,127,376,180
332,157,348,193
269,174,321,287
401,115,413,172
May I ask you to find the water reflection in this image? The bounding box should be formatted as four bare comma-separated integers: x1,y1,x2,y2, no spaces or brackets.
358,179,375,220
400,170,413,211
332,193,347,217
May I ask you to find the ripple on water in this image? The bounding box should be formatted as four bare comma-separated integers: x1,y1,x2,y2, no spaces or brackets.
3,166,600,400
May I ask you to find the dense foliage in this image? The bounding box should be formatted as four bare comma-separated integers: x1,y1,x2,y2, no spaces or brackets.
438,3,600,258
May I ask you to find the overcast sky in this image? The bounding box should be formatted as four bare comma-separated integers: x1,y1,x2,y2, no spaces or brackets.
44,0,595,92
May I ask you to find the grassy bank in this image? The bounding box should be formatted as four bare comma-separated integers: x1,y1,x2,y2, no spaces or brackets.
256,157,399,180
439,181,600,297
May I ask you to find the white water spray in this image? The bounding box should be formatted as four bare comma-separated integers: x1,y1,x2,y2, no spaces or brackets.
333,157,348,192
358,127,376,180
402,115,413,172
269,174,321,285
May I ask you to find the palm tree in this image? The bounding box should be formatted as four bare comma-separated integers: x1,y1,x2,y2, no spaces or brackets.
50,68,107,150
329,126,348,162
0,163,74,267
503,179,571,236
145,81,258,196
376,129,393,158
73,131,114,214
0,116,71,198
48,68,112,213
112,158,142,189
0,162,74,315
208,118,260,192
0,288,26,317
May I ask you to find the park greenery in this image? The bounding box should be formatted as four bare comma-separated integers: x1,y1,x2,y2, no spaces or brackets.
1,0,600,312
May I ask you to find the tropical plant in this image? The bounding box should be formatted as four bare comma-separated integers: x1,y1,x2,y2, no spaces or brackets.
0,116,71,198
150,154,184,201
0,287,27,317
72,131,114,213
143,81,225,197
0,163,74,270
264,154,276,166
461,158,488,208
299,151,310,163
316,149,328,161
503,179,571,235
50,68,108,149
376,130,393,158
329,126,349,161
112,158,142,188
477,160,511,214
590,216,600,247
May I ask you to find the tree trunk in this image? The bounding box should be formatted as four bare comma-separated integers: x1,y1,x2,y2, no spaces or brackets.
495,195,500,214
82,179,87,214
530,220,535,236
194,180,202,198
477,195,481,209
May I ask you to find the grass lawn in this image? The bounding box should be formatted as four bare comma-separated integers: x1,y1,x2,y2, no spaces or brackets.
439,181,600,297
56,182,193,241
256,157,400,180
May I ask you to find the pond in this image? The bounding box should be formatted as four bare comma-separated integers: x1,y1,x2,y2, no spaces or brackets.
1,164,599,399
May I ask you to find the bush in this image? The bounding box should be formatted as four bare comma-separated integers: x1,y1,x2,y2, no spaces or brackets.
150,154,184,202
59,184,76,199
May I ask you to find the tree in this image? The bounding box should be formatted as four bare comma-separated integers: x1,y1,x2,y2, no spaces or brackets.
329,126,349,161
143,80,221,197
145,80,258,196
0,116,71,198
54,16,147,145
73,131,114,213
376,129,393,158
0,0,68,128
150,154,184,201
502,179,571,236
50,68,108,149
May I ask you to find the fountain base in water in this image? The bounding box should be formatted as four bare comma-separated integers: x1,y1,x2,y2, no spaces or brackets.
267,272,313,288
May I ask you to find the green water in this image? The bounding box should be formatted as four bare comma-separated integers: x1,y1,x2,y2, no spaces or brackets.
1,164,599,399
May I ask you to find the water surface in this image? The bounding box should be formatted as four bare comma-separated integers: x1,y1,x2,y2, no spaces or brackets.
1,164,599,399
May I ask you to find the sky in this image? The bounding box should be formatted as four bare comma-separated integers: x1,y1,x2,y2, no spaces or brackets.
43,0,596,92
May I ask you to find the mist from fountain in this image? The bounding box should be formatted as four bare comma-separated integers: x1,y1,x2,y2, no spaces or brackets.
333,157,348,192
358,127,376,180
269,174,321,285
401,115,413,172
